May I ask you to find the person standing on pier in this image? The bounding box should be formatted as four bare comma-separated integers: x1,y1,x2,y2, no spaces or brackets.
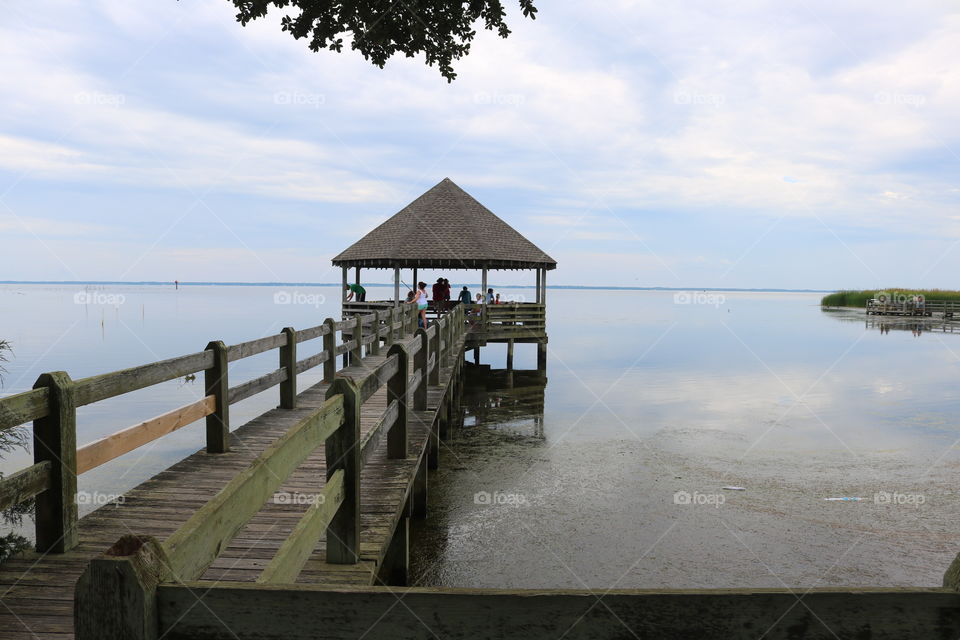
410,281,429,328
486,288,495,304
344,282,366,302
459,285,472,304
432,278,445,311
443,278,452,310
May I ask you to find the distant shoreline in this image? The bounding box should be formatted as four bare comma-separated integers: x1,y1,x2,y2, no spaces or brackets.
0,281,831,293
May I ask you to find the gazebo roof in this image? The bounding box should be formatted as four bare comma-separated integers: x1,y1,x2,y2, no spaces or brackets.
331,178,557,270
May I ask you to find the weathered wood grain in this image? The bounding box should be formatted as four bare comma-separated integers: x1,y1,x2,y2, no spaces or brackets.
256,469,344,584
227,368,287,405
76,396,216,474
0,460,51,511
0,387,49,431
226,333,287,363
72,351,212,407
162,396,345,581
157,584,960,640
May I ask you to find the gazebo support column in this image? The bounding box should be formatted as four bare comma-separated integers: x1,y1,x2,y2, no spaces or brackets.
535,269,541,304
393,267,400,307
341,267,348,302
541,268,547,305
481,267,488,328
537,341,547,370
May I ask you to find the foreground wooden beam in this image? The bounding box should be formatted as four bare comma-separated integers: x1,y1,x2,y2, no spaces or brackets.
76,535,171,640
155,584,960,640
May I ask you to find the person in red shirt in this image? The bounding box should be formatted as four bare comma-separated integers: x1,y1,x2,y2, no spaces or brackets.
432,279,444,312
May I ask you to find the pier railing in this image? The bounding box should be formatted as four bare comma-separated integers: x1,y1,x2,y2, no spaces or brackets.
866,298,960,317
0,303,445,554
74,303,469,638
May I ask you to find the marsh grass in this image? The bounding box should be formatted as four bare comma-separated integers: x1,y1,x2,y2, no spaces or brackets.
821,289,960,307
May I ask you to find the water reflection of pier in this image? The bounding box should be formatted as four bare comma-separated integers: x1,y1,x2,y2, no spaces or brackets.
460,365,546,439
866,318,960,336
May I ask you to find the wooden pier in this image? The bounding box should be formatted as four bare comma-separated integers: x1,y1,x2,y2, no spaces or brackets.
0,304,469,638
6,175,960,637
866,298,960,318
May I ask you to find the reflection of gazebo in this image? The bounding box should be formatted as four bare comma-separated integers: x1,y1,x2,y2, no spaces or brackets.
332,178,556,367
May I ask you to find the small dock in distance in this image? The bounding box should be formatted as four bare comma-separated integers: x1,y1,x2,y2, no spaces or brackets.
866,298,960,318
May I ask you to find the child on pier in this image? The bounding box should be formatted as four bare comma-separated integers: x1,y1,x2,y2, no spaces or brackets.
409,282,429,328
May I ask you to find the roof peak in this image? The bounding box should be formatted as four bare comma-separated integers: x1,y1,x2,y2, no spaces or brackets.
332,179,556,271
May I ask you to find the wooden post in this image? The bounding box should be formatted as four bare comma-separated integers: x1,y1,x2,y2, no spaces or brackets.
438,394,450,441
414,329,428,411
385,307,396,347
322,318,337,382
387,343,408,459
204,341,230,454
279,327,297,409
506,339,514,370
350,315,363,364
473,347,480,365
75,535,170,640
393,267,400,307
428,405,442,470
32,371,77,553
411,455,428,519
378,517,409,586
536,268,541,304
541,268,547,305
369,312,381,356
341,266,348,303
325,378,361,564
481,267,488,328
537,340,547,370
429,322,441,386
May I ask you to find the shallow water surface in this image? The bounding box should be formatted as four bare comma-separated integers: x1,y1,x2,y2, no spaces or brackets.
2,285,960,587
410,296,960,589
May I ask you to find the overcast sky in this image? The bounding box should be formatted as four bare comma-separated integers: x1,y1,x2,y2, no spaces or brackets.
1,1,958,289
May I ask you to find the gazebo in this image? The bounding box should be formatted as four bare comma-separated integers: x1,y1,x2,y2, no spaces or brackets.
332,178,556,366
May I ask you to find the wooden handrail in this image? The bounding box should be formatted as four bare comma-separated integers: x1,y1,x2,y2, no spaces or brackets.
162,394,346,582
0,302,469,552
0,387,49,431
296,323,331,343
226,333,287,363
76,396,217,475
0,460,51,511
227,368,288,405
360,400,399,468
72,351,213,407
256,469,345,584
294,350,330,375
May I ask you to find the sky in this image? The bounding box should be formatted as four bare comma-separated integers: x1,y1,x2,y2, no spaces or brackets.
0,0,958,289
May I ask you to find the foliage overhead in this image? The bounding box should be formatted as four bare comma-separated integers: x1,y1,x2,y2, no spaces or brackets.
229,0,538,81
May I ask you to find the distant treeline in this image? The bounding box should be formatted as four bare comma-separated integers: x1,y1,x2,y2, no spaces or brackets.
821,289,960,307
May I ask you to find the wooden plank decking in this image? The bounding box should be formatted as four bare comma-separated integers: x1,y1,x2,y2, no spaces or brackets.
0,329,465,640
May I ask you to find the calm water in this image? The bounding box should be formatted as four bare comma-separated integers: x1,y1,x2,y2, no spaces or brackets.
3,285,960,587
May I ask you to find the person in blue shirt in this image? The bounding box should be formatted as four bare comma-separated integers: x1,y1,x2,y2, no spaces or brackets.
458,286,472,304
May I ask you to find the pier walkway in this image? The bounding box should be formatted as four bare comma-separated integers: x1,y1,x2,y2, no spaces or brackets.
0,305,467,639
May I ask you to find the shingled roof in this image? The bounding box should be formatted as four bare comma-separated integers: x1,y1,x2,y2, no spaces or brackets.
331,178,557,270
